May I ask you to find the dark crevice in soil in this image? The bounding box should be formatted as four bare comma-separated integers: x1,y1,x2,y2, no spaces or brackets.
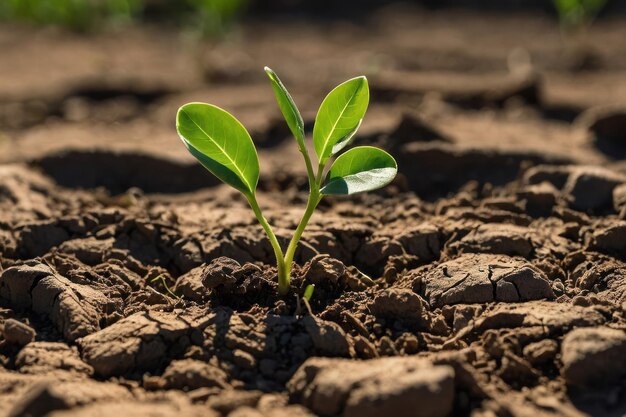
397,145,572,200
594,136,626,160
31,150,221,194
0,85,172,130
65,86,170,104
540,103,585,124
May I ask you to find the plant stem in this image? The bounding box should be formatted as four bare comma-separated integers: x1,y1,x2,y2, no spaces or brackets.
246,159,326,296
281,161,326,286
246,193,289,293
315,161,326,185
282,190,322,280
295,135,316,191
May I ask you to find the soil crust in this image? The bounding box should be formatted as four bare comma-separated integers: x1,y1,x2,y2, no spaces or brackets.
1,8,626,417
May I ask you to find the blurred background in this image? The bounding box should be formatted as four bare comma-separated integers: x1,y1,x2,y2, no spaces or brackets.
1,0,625,198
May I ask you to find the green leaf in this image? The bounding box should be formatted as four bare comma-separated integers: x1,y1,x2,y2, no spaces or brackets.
303,284,315,301
313,76,369,165
177,102,259,196
321,146,397,195
264,66,305,141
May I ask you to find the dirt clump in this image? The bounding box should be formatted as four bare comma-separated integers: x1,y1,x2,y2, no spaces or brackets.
561,326,626,387
288,357,454,417
2,319,36,346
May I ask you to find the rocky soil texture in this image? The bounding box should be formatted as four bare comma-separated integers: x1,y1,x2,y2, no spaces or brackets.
1,7,626,417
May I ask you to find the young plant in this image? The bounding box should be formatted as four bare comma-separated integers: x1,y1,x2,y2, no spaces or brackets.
176,67,397,295
553,0,607,34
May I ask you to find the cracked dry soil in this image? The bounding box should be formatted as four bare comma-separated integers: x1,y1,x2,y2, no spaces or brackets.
2,8,626,417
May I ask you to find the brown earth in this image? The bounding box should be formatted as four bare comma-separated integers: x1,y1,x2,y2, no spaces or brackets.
1,6,626,417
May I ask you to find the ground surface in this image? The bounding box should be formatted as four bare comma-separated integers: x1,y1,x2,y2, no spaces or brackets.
1,6,626,417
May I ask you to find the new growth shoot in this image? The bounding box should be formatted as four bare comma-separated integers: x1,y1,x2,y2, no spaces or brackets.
176,67,397,294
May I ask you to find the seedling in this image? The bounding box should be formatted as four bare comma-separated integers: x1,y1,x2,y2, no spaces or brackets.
176,67,397,295
150,274,181,300
553,0,607,33
303,284,315,302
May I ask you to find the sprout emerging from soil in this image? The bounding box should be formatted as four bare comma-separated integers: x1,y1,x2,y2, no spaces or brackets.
176,67,397,294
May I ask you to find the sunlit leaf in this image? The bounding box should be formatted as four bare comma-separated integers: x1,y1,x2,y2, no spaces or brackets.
313,76,369,165
177,102,259,196
321,146,397,195
264,66,305,142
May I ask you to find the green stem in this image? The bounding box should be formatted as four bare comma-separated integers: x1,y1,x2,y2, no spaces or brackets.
283,190,322,278
282,161,326,283
315,161,326,185
246,193,288,293
295,135,316,191
246,158,327,296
